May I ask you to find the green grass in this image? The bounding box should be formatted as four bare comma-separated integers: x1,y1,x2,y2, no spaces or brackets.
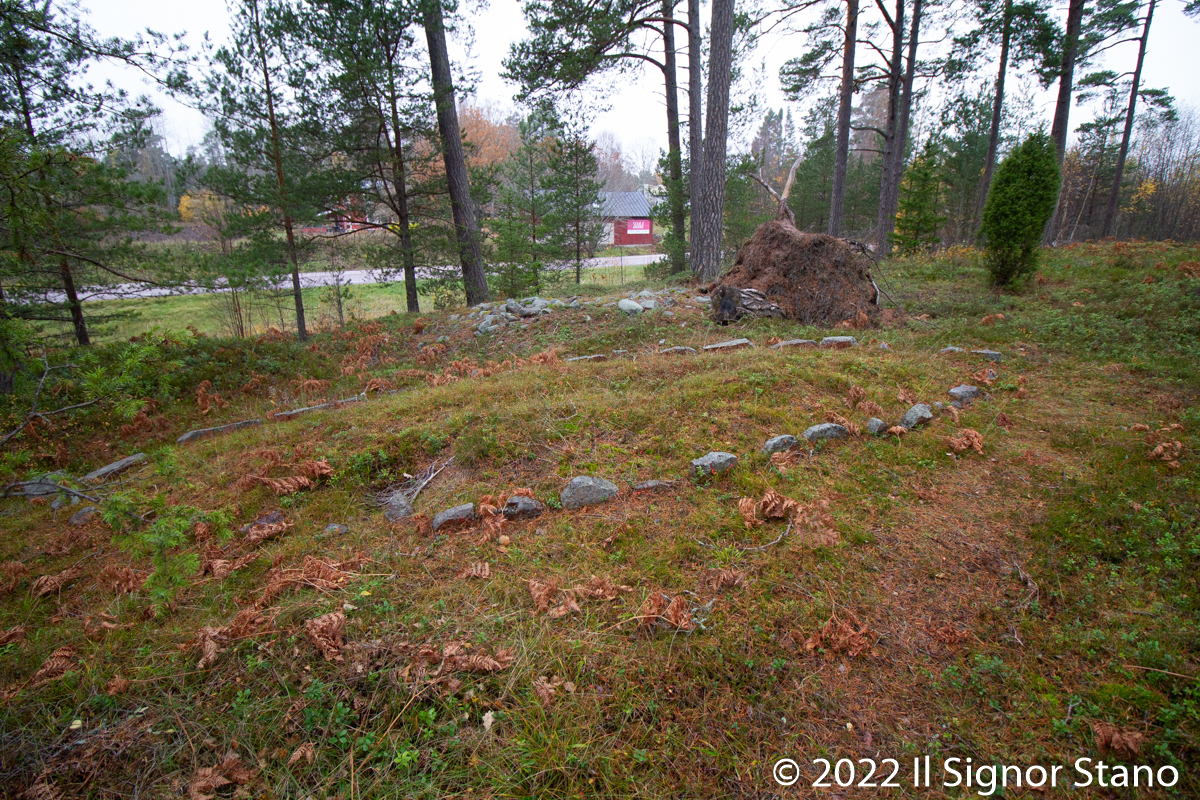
0,240,1198,797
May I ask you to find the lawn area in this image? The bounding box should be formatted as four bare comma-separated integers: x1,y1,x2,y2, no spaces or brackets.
0,241,1197,798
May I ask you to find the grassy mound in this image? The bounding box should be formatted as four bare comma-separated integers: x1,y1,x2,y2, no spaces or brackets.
0,241,1198,798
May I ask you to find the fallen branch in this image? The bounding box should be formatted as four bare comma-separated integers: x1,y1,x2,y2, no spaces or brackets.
1,482,100,504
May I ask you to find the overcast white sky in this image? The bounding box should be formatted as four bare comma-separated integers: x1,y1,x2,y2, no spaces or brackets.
84,0,1200,160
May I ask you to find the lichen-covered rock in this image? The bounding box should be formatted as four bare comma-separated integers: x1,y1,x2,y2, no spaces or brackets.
948,385,981,402
617,299,644,315
972,349,1002,361
432,503,476,531
83,453,146,484
383,491,413,522
866,418,889,435
803,423,849,441
820,336,858,348
703,339,753,352
899,404,934,429
503,495,545,520
762,435,799,454
560,476,620,510
691,451,739,475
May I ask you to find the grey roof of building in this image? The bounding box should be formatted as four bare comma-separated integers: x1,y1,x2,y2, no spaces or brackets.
598,191,652,219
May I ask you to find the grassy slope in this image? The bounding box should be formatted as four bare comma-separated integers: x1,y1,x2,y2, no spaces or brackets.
0,241,1198,798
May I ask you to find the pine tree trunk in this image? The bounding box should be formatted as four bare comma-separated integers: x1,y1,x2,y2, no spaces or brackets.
687,0,704,265
1102,0,1155,238
423,0,489,306
829,0,859,237
975,0,1012,237
881,0,923,252
1043,0,1084,243
693,0,735,281
875,0,905,255
387,64,421,313
662,0,687,275
59,258,90,346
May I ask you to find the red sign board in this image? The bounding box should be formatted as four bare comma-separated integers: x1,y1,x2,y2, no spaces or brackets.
626,219,651,234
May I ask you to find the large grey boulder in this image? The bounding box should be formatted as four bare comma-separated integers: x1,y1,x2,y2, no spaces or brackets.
866,418,889,435
617,299,644,315
560,476,620,510
762,435,799,455
638,299,659,310
383,490,413,522
899,404,934,429
691,451,739,475
177,419,263,444
820,336,858,349
432,503,476,531
503,495,545,520
803,423,849,441
83,453,146,484
948,385,981,402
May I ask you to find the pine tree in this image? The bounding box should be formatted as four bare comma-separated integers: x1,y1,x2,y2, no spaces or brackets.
892,139,946,253
979,131,1060,285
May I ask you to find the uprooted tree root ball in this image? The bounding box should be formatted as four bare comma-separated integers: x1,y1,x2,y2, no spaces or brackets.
708,219,880,326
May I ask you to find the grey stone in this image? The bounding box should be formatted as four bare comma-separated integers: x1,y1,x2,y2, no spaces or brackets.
240,510,286,533
878,342,890,349
51,494,78,510
83,453,146,484
432,503,476,531
803,423,849,441
631,480,675,492
449,314,460,321
612,349,628,356
866,418,889,435
383,490,413,522
762,434,799,455
695,296,711,304
566,354,606,362
703,338,753,352
938,346,964,355
560,476,620,510
899,404,934,429
972,349,1003,361
691,451,739,475
617,299,644,315
176,419,262,444
503,495,545,520
933,401,945,411
325,523,349,536
663,310,675,318
69,505,98,526
659,346,696,355
820,336,858,349
568,299,582,309
635,290,656,299
638,299,658,310
770,339,817,349
948,385,981,402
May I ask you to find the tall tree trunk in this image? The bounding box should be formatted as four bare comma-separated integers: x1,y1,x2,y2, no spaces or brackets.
59,257,89,346
829,0,859,237
387,63,421,313
423,0,489,306
250,0,307,341
1051,0,1085,164
875,0,906,255
880,0,923,252
1102,0,1155,238
687,0,703,262
662,1,687,275
975,0,1012,237
1043,0,1085,243
693,0,735,281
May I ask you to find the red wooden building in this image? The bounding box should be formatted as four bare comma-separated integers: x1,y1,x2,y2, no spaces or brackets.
598,192,654,246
